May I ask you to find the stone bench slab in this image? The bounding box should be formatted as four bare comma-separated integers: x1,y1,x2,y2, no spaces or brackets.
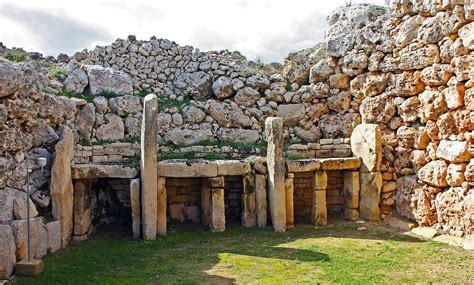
71,164,138,179
158,159,252,177
286,157,361,173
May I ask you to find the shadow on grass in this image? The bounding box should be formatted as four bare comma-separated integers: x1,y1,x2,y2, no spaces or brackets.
11,221,427,284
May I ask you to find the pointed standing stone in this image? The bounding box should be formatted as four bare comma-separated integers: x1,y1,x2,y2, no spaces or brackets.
285,174,294,228
141,94,158,240
157,177,167,236
265,117,286,232
255,174,267,228
130,178,141,239
50,126,74,248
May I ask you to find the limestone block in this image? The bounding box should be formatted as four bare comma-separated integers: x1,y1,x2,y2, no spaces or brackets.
359,172,382,221
0,225,16,279
436,140,470,163
157,177,166,237
344,208,359,221
201,181,211,226
157,161,218,178
255,174,267,228
216,160,251,176
130,179,141,239
351,124,382,172
286,159,321,173
141,94,158,240
50,126,74,248
45,221,61,253
73,180,92,237
320,157,361,170
71,164,138,179
210,188,225,232
13,197,38,220
343,171,360,209
11,218,47,260
446,163,466,187
265,117,286,232
312,189,327,226
242,174,256,228
208,176,225,188
313,171,328,190
417,160,448,187
285,176,294,228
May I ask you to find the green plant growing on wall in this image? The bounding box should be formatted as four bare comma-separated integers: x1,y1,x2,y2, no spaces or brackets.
49,66,67,80
123,155,140,168
1,49,27,62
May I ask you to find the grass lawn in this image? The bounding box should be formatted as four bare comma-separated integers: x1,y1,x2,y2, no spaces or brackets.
12,221,473,284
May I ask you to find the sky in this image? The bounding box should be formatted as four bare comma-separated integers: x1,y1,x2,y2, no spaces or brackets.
0,0,387,62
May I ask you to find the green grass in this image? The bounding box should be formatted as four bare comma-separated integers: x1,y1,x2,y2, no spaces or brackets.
1,49,27,62
12,222,473,284
78,135,141,146
157,94,194,113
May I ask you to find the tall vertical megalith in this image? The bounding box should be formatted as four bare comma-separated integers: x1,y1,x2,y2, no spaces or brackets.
265,117,286,232
141,94,158,240
50,126,74,248
157,177,167,236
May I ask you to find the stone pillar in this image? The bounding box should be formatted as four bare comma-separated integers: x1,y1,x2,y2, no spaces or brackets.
312,171,327,226
50,126,74,248
201,179,211,226
255,174,267,228
210,188,225,232
73,179,92,240
351,124,382,221
157,176,166,237
343,171,360,221
285,173,294,229
242,173,256,227
130,178,141,239
141,94,158,240
265,117,286,232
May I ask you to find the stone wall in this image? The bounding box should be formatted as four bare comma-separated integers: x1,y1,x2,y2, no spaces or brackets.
166,178,202,223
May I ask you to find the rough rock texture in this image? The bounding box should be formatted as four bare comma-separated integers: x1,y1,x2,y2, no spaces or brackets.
85,65,133,96
0,225,16,279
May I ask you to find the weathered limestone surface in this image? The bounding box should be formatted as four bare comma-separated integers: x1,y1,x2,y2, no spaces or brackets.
11,218,47,260
50,126,74,248
157,177,166,236
0,225,16,279
45,221,61,253
285,174,295,228
141,94,158,240
72,164,138,179
242,174,256,227
266,117,286,232
201,180,211,226
255,174,267,228
312,171,328,225
73,180,92,237
130,179,141,239
158,160,218,177
210,188,225,232
359,172,382,221
350,124,381,172
343,171,360,209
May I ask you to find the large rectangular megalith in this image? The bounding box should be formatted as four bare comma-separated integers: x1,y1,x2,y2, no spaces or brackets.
265,117,286,232
141,94,158,240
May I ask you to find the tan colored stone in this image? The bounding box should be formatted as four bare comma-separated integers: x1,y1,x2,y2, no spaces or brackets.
359,172,382,221
210,188,225,232
255,174,267,228
265,117,286,232
216,160,251,176
71,164,138,179
73,180,92,237
242,174,256,227
344,208,359,221
312,189,327,226
351,124,382,172
157,176,166,237
50,126,74,248
11,218,47,260
418,89,448,122
130,179,141,239
285,176,294,228
286,159,321,173
201,181,211,226
13,197,38,220
329,73,350,90
157,161,218,177
411,227,438,239
141,94,158,240
320,157,361,170
443,84,465,110
343,171,359,209
399,43,440,70
45,221,61,253
446,163,466,187
417,160,448,187
436,140,471,162
0,225,16,279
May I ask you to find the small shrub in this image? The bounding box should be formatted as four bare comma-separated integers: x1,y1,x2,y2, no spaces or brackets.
1,49,27,62
121,135,141,143
49,66,67,80
123,155,140,168
156,94,193,113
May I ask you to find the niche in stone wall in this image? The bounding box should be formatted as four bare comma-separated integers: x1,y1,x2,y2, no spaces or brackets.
166,178,203,225
224,176,243,225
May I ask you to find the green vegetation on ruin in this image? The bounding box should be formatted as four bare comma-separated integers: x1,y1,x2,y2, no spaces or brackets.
122,155,140,168
0,49,28,63
156,94,196,113
78,135,141,146
48,66,67,80
12,222,473,284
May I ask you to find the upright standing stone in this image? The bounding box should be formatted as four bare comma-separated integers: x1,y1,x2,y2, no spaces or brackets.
343,171,360,221
45,221,61,253
201,180,211,226
265,117,286,232
141,94,158,240
351,124,383,221
242,173,256,227
210,188,225,232
73,180,92,239
285,174,294,229
312,171,328,225
0,225,16,279
50,126,74,248
157,177,166,236
130,178,141,239
255,174,267,228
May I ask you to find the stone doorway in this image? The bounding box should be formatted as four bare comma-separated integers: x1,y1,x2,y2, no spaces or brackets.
166,177,203,225
224,176,243,225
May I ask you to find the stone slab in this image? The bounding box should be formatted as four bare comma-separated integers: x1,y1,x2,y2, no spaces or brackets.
216,160,251,176
411,227,439,239
286,159,321,173
255,174,267,228
15,259,44,276
158,160,218,177
71,164,138,179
